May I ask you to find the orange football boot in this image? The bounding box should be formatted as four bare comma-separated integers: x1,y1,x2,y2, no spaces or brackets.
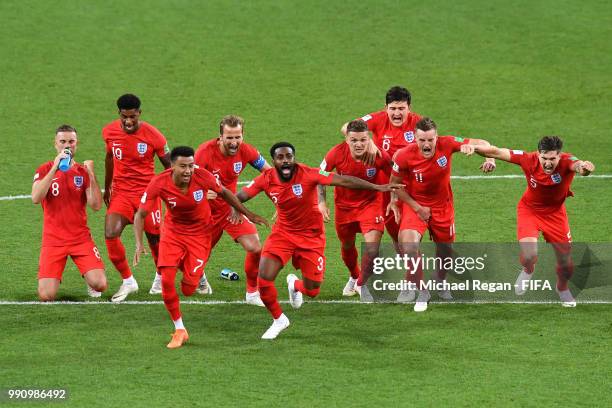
167,329,189,349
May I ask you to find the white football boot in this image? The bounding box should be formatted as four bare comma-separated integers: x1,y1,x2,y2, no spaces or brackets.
196,275,213,295
286,274,303,309
261,313,290,340
342,277,358,296
514,268,533,296
246,291,265,307
413,289,431,312
111,280,139,303
149,273,162,295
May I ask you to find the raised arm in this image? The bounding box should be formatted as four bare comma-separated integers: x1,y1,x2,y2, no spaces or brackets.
572,160,595,176
32,151,68,204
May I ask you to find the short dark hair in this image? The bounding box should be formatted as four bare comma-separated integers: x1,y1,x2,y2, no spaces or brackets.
386,86,412,105
117,94,141,110
170,146,195,162
416,117,437,132
538,136,563,152
219,115,244,135
56,124,77,134
270,142,295,158
346,119,369,134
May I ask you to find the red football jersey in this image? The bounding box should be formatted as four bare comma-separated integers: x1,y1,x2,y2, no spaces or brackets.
241,164,334,237
360,110,422,157
139,168,222,236
391,136,469,207
194,139,265,217
102,120,168,195
509,150,577,212
33,162,93,247
321,142,391,212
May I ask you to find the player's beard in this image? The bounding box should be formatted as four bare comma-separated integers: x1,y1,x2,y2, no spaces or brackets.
277,164,294,181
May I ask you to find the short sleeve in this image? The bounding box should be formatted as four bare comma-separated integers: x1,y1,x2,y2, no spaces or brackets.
390,151,407,178
245,144,266,171
198,169,223,193
102,129,112,153
33,163,49,183
360,110,385,132
241,173,266,198
311,167,334,186
153,129,169,157
139,179,161,213
508,149,527,166
321,149,336,172
446,136,470,153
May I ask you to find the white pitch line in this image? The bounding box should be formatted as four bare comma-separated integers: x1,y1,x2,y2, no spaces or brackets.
0,300,610,305
2,174,611,202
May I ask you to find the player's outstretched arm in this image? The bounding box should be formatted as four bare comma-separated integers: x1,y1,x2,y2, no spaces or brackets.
317,185,330,223
462,144,512,162
330,174,403,192
132,208,148,266
103,151,114,207
32,150,69,204
573,160,595,176
221,187,270,227
389,174,430,221
466,138,496,172
83,160,102,211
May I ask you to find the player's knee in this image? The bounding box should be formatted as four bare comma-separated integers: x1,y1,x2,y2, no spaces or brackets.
521,253,538,265
244,242,262,254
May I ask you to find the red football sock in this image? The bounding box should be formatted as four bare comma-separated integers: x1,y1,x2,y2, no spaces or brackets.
556,260,574,291
520,254,538,274
341,246,360,279
404,253,424,287
244,251,260,293
160,266,181,321
258,277,282,319
358,251,376,287
148,239,159,266
105,237,132,279
294,279,320,298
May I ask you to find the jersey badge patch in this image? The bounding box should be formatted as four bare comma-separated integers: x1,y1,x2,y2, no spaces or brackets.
193,190,204,202
437,156,448,167
137,143,148,155
404,131,414,143
73,176,84,188
366,168,377,178
233,162,243,173
292,184,303,196
551,173,562,184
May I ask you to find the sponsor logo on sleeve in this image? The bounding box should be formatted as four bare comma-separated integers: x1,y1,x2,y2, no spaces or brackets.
320,159,327,170
319,169,330,177
73,176,84,188
361,114,372,122
137,143,148,155
404,131,415,143
570,156,579,161
512,150,524,155
454,137,464,143
437,156,448,167
164,144,170,154
193,190,204,202
392,162,399,172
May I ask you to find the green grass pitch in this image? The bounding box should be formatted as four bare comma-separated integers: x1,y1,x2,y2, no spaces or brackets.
1,0,611,406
